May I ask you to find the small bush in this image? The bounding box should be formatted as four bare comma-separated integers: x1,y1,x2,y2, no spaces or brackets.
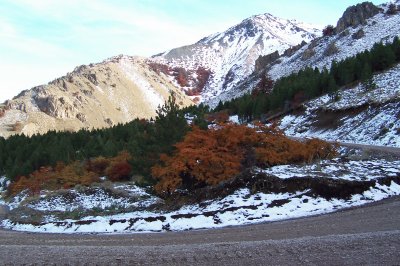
379,127,389,136
8,151,132,195
323,25,335,36
387,3,398,15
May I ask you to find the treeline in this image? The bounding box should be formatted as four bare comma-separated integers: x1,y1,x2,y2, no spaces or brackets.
0,97,208,185
215,37,400,122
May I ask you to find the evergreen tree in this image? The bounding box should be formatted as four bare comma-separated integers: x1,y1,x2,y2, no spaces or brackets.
371,42,396,71
391,36,400,61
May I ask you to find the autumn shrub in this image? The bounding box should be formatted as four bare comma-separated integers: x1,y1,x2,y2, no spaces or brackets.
106,161,132,181
105,151,132,181
205,110,230,124
87,156,109,175
8,151,132,195
174,67,190,87
152,123,337,195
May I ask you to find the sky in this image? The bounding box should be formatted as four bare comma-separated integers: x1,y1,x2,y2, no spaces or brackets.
0,0,389,103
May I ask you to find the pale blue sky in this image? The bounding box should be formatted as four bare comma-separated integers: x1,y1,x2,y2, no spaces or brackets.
0,0,389,102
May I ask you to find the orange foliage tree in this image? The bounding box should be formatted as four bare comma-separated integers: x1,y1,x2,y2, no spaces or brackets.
9,151,132,195
152,123,337,195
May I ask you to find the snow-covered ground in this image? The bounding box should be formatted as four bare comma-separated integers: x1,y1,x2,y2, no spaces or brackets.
26,186,157,213
280,64,400,147
1,156,399,234
2,183,157,212
261,158,400,181
0,176,10,205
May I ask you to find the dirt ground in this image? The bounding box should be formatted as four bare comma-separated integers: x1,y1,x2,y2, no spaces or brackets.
1,196,399,265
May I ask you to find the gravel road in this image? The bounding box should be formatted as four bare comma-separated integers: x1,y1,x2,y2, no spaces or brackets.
1,196,399,265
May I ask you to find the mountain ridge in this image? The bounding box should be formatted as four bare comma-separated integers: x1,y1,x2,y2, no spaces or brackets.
206,1,400,107
0,56,192,138
153,12,321,103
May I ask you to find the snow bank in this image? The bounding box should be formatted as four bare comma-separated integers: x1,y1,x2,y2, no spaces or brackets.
2,157,399,234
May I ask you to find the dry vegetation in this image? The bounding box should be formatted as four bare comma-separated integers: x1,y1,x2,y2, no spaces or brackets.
9,151,132,195
152,123,337,195
6,123,336,197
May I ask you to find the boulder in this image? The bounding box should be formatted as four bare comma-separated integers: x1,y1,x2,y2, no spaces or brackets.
324,42,340,56
352,29,366,39
301,48,316,61
255,51,280,72
336,2,381,33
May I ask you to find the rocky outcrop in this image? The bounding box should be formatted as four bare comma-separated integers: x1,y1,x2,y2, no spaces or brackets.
0,56,193,138
324,42,339,56
34,93,78,119
283,41,307,57
301,48,316,61
255,51,280,72
352,29,366,39
336,2,381,33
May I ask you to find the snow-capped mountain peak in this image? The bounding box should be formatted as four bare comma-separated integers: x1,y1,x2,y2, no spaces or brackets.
152,13,321,103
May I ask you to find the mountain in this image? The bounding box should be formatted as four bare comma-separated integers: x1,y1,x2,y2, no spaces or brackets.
2,1,398,138
152,13,321,104
212,1,400,107
0,12,320,138
0,56,192,138
250,2,400,147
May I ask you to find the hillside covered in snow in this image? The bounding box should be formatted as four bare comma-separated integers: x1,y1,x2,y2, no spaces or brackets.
279,63,400,147
268,2,400,81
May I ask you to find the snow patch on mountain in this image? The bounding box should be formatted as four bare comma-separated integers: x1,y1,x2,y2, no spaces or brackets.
118,56,165,110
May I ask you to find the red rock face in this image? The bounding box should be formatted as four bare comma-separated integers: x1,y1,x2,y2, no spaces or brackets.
148,61,212,97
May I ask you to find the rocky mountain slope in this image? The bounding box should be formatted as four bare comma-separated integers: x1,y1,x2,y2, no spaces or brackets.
210,1,400,107
0,56,192,138
279,63,400,147
152,13,320,104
